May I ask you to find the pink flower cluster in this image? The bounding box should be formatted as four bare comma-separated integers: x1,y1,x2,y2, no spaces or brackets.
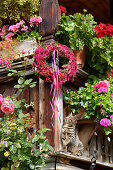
0,16,42,40
100,115,113,127
0,25,14,40
95,23,113,37
100,118,111,127
60,5,67,13
0,53,13,70
9,20,27,33
94,80,110,93
0,94,16,113
30,16,42,27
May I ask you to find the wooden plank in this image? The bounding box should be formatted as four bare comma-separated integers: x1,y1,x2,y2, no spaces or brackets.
104,136,109,162
78,123,97,149
97,133,103,162
33,81,39,129
108,137,112,164
39,78,45,129
54,151,113,169
54,91,63,152
89,135,96,156
43,82,54,146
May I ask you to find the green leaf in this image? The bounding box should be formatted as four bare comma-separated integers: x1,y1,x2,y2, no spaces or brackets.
8,73,13,76
10,145,17,153
11,70,18,73
46,144,54,152
14,85,21,89
15,143,21,148
29,164,35,169
18,77,24,84
32,135,40,143
24,78,33,85
30,83,36,88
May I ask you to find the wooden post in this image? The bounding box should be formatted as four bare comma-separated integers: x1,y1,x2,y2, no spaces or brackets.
39,0,61,40
39,0,63,150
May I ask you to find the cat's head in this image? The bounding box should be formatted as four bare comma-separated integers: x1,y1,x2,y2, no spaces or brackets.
63,113,77,126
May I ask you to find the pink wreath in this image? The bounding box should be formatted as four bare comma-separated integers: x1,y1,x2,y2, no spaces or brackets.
33,42,77,85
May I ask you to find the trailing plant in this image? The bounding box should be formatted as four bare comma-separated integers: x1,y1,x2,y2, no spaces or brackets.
64,73,113,135
0,53,53,169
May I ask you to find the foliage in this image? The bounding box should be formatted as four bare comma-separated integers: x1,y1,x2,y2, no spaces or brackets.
0,56,53,169
0,0,40,27
56,10,113,77
56,9,97,50
64,74,113,135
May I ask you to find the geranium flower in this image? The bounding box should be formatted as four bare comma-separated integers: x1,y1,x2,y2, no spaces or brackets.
30,16,42,27
21,26,28,31
100,118,111,127
60,5,67,13
110,115,113,121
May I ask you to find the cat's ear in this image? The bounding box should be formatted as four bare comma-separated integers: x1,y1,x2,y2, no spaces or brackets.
73,115,77,121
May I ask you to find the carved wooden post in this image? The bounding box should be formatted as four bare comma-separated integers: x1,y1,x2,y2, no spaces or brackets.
39,0,61,41
39,0,63,150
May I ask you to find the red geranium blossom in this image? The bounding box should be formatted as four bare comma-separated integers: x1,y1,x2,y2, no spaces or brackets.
60,5,67,13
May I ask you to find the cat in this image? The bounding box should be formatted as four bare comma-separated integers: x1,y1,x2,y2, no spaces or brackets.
61,113,84,156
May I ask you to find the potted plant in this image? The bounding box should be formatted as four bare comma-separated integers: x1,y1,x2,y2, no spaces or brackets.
64,73,113,136
56,9,113,75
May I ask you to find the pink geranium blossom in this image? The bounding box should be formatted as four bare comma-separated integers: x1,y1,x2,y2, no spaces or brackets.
94,80,110,93
9,25,18,32
18,20,25,26
110,115,113,121
30,16,42,27
98,87,108,93
100,118,111,127
5,32,14,40
21,26,28,31
1,98,16,113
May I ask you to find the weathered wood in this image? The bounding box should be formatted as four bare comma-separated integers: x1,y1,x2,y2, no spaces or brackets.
78,120,97,149
39,79,54,146
33,82,39,129
39,0,61,40
39,79,45,129
54,91,63,152
89,135,96,156
97,134,103,162
54,151,113,169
